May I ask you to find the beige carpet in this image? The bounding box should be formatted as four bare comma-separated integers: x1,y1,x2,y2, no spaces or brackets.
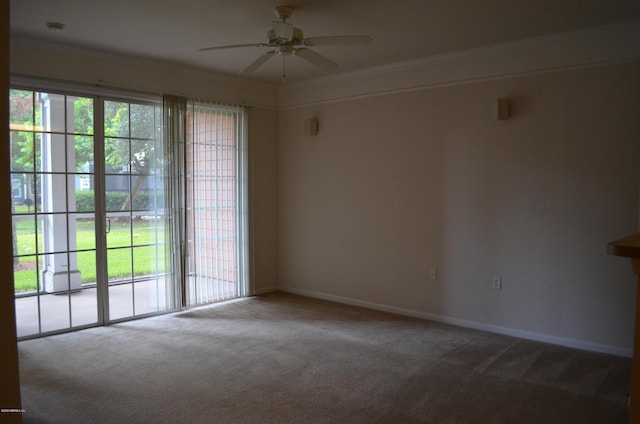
18,292,631,423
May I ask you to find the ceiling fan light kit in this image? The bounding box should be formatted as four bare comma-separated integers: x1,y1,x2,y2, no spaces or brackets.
270,22,297,42
199,4,372,82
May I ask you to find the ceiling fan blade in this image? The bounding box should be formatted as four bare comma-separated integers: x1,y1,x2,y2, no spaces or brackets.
303,35,372,46
199,43,270,52
240,51,276,74
294,48,337,70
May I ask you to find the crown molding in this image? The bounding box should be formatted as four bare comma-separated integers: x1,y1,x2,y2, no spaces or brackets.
11,20,640,111
277,20,640,109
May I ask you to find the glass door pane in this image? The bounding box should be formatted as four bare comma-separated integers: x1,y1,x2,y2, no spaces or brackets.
103,99,174,321
11,90,99,338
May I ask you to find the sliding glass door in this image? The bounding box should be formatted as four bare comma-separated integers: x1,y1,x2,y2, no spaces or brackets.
102,99,175,321
11,89,176,338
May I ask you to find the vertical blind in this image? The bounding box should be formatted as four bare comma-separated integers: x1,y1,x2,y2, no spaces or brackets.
182,99,249,306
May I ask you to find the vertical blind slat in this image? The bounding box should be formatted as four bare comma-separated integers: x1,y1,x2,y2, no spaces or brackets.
183,100,246,306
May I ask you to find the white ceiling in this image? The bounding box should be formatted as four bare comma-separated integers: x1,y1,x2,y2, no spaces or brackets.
10,0,640,85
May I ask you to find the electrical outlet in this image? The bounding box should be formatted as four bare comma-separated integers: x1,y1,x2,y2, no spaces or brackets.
492,276,502,290
429,268,438,281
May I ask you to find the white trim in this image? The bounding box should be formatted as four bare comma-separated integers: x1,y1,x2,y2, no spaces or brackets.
10,74,162,103
252,286,279,296
277,20,640,109
278,286,633,358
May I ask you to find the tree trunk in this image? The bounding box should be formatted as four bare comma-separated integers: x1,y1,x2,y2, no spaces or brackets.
120,173,147,212
118,157,149,222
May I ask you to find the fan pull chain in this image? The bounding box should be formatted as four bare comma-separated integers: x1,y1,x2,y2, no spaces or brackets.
282,55,286,83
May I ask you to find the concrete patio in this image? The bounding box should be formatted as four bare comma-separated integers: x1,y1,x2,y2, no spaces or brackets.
14,280,173,338
14,277,239,338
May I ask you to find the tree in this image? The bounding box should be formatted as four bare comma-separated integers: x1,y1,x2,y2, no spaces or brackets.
103,100,161,214
9,92,162,215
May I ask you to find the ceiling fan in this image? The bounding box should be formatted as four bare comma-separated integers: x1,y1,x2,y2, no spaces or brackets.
199,5,372,82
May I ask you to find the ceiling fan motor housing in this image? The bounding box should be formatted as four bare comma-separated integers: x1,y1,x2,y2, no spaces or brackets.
267,27,303,45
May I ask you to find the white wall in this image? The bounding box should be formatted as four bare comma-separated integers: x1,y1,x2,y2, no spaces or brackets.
277,62,640,355
249,107,279,293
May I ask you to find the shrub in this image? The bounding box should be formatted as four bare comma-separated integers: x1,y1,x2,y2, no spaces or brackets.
74,190,164,212
75,190,95,212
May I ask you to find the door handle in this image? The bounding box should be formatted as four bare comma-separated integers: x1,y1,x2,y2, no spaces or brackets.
106,217,111,234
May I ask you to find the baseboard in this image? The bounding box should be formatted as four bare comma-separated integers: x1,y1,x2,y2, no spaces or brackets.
278,286,632,358
252,285,280,296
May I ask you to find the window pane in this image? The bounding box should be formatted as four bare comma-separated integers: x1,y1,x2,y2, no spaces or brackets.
40,174,68,213
105,137,130,173
131,139,151,174
42,133,67,173
71,213,96,251
71,287,97,327
13,215,36,256
14,256,38,294
11,175,36,210
74,183,95,212
130,103,155,139
9,89,34,128
105,175,130,212
41,214,68,253
76,250,97,285
106,214,131,248
133,245,161,276
104,100,129,137
40,294,71,332
109,283,133,320
37,92,66,133
72,135,94,173
10,131,35,173
134,279,164,315
15,295,39,337
108,248,132,282
69,96,94,135
69,174,94,213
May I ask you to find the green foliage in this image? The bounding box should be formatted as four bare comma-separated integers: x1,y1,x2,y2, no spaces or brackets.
75,190,165,212
9,92,164,212
75,190,95,212
9,89,40,174
106,192,129,211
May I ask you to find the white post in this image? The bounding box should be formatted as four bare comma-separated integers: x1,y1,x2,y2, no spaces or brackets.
40,93,82,293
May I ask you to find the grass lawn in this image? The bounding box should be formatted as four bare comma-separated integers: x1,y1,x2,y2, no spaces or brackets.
13,218,168,293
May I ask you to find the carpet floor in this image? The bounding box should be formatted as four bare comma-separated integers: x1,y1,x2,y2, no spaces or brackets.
18,291,631,423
